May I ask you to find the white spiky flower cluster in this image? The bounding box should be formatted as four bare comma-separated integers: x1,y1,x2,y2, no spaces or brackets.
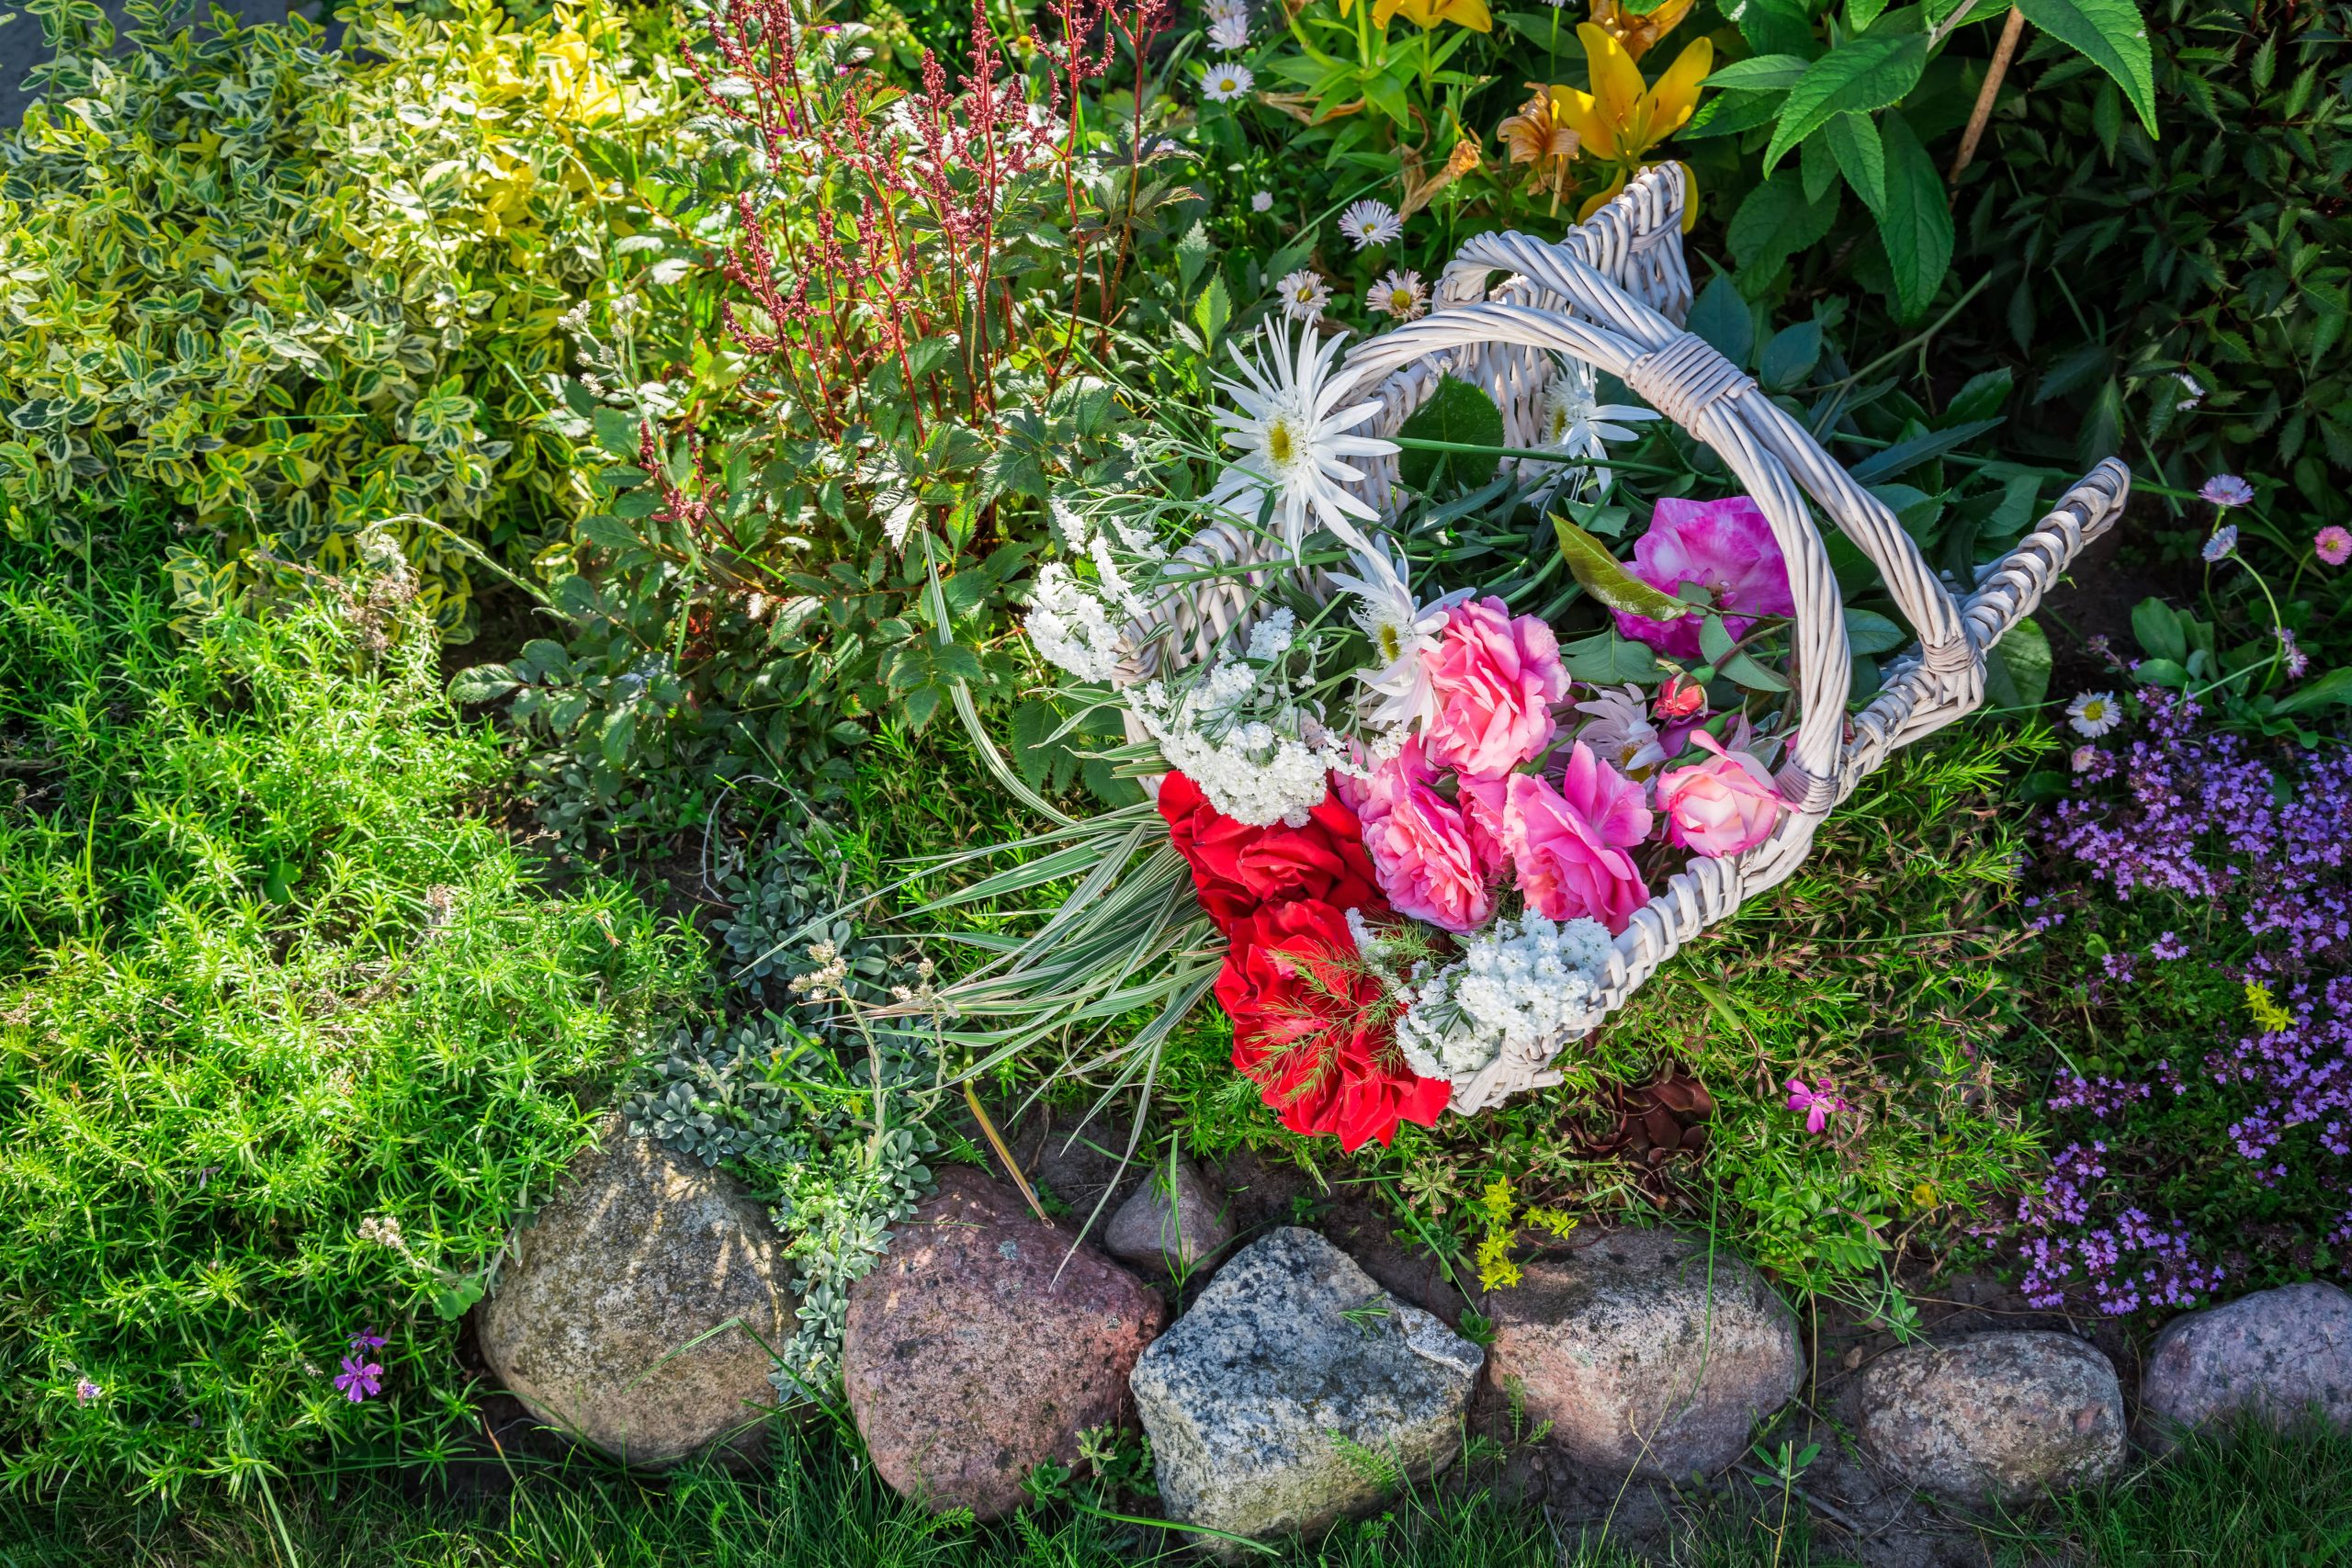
1123,609,1352,826
1391,913,1612,1082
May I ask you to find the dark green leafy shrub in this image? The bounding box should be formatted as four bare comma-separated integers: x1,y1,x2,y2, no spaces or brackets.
0,523,699,1498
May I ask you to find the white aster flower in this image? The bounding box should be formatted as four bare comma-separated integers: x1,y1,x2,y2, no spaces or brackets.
1336,198,1404,250
1368,268,1428,321
1206,317,1395,557
1572,683,1666,778
1202,62,1253,101
1275,267,1331,321
1209,11,1249,50
1250,190,1273,212
1394,913,1612,1083
1328,540,1465,733
1025,563,1125,684
2066,690,2122,738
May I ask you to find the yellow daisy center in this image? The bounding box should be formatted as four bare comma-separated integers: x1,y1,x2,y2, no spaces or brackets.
1266,418,1296,467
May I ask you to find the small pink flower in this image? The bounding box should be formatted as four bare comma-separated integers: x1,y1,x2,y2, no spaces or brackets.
1785,1077,1848,1134
1420,596,1571,777
1654,676,1707,722
2070,745,2098,773
1499,750,1651,933
1656,731,1785,856
1354,738,1503,933
2316,525,2352,568
1613,497,1795,663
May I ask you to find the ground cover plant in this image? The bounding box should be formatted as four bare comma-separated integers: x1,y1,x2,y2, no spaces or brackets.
0,515,699,1498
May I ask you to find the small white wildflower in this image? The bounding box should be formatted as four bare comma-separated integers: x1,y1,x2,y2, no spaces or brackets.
2174,371,2205,410
1025,562,1126,684
1209,11,1249,51
1337,198,1404,250
2066,690,2122,739
1367,268,1428,321
1327,540,1464,733
1394,914,1612,1083
1202,63,1253,101
1275,267,1331,322
1250,190,1273,213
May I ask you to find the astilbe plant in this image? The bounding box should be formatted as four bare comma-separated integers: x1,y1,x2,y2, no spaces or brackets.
2010,693,2352,1315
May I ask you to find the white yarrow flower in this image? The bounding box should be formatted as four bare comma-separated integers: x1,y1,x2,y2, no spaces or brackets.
1209,11,1249,50
1202,62,1253,100
1394,913,1613,1083
1368,268,1428,321
1275,267,1331,321
1206,317,1395,557
1573,683,1666,778
1328,540,1464,733
2066,690,2122,738
1123,613,1347,826
1336,198,1404,250
1025,563,1125,684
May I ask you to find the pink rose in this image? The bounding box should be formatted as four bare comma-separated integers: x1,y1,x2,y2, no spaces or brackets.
1612,497,1795,663
1420,596,1570,777
1499,748,1651,933
1657,731,1785,856
1354,738,1503,933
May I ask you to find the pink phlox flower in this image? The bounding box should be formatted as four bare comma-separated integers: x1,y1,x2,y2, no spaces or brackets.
1785,1077,1849,1135
334,1356,384,1403
1612,497,1794,663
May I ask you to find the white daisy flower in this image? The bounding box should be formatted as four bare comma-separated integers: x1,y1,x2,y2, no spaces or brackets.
1328,539,1467,732
1250,190,1273,213
1530,356,1660,503
2066,690,2122,738
1202,62,1253,101
1204,0,1249,19
1206,318,1396,558
1573,682,1667,778
1368,268,1428,321
1336,198,1404,250
2173,371,2205,410
1209,11,1249,51
1275,267,1331,321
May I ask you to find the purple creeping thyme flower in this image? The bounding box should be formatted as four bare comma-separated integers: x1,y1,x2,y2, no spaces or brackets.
74,1378,101,1406
2201,474,2255,508
2150,931,2188,960
334,1356,383,1403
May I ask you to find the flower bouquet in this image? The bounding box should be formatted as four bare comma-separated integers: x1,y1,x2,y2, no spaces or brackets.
899,171,2128,1156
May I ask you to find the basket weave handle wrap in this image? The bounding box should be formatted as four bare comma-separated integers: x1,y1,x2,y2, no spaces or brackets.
1114,166,2131,1114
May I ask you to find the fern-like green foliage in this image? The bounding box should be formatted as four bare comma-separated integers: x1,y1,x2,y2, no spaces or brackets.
0,0,695,638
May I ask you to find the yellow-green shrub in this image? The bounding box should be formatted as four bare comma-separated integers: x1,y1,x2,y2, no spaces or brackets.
0,0,697,637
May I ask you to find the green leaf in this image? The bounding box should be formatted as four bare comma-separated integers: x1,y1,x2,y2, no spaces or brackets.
1687,273,1756,366
2016,0,2159,135
1984,616,2052,711
1193,276,1232,350
1848,0,1892,30
1849,417,2001,483
1727,0,1822,58
1555,515,1690,621
1727,173,1840,281
1758,321,1824,390
2272,667,2352,716
447,663,519,704
1842,607,1908,655
1874,111,1953,320
1398,376,1505,492
591,406,639,460
2132,657,2190,690
1560,628,1664,684
1944,368,2014,424
431,1280,485,1321
1825,112,1887,215
1705,53,1813,90
2130,596,2187,664
1762,35,1929,175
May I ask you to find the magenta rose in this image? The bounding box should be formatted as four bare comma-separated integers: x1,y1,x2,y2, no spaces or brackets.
1499,748,1651,933
1420,596,1571,778
1657,730,1785,856
1612,497,1796,663
1354,738,1503,933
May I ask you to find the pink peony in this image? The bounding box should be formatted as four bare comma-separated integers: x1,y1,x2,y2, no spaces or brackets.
1612,497,1795,663
1420,596,1571,777
1498,750,1651,933
1656,731,1785,856
1353,738,1504,933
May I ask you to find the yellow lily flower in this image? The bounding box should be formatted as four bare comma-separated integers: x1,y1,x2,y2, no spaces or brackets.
1340,0,1493,32
1588,0,1698,62
1549,23,1709,226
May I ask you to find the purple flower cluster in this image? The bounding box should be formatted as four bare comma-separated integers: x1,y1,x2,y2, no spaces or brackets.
2015,694,2352,1314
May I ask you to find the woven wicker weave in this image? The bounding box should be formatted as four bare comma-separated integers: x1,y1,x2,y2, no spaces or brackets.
1126,164,2130,1113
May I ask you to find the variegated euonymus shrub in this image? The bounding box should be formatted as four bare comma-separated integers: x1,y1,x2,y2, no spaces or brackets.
0,0,697,638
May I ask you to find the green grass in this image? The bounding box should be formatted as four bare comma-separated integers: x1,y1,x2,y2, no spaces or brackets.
0,525,703,1501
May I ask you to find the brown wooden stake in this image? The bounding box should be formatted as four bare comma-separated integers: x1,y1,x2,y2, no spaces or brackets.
1949,6,2030,185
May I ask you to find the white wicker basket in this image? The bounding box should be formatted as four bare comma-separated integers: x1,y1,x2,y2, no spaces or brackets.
1128,164,2129,1113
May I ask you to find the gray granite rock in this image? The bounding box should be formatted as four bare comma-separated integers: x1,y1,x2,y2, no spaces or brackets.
478,1118,793,1468
1486,1229,1801,1479
1104,1159,1233,1275
843,1168,1166,1520
2142,1281,2352,1446
1130,1227,1482,1551
1856,1331,2124,1502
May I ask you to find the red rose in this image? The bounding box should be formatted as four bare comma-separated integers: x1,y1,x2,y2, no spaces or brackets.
1213,899,1452,1153
1158,772,1385,930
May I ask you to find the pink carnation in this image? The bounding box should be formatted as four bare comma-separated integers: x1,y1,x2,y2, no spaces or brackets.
1498,747,1651,933
1354,738,1503,933
1613,497,1795,663
1656,731,1785,856
1420,596,1570,777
